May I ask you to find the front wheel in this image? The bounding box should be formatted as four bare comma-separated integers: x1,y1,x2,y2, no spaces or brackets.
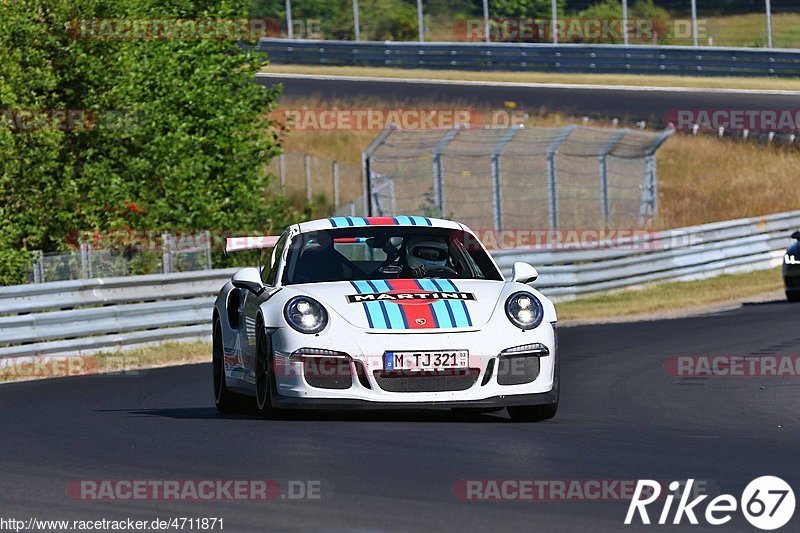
255,322,288,420
213,318,246,414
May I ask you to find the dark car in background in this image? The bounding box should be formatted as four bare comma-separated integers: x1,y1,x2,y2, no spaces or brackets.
785,231,800,302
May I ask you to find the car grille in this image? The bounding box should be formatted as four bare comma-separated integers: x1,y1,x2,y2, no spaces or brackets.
497,355,541,385
373,369,479,392
303,357,353,389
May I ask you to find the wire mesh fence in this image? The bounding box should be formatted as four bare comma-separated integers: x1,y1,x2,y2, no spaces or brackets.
363,125,673,231
259,0,800,49
266,152,362,211
29,232,213,283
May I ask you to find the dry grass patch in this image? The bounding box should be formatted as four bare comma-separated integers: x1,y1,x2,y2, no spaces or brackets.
556,267,784,321
0,341,210,384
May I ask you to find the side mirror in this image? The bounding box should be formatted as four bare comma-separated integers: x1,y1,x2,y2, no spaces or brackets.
511,262,538,284
231,267,265,295
792,230,800,241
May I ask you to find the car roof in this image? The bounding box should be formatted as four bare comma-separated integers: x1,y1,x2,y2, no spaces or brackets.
296,216,467,233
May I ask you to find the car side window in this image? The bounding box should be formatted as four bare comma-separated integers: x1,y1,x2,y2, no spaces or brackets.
261,232,288,286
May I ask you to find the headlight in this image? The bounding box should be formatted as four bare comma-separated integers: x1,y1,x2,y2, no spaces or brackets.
785,254,800,265
284,296,328,334
505,292,544,330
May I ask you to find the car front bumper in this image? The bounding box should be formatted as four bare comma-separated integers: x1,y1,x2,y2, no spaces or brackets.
268,321,558,409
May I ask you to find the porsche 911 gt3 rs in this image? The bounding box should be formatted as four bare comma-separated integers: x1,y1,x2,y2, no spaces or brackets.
213,216,558,421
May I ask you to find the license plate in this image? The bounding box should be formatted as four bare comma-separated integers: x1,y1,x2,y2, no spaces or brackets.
384,350,469,371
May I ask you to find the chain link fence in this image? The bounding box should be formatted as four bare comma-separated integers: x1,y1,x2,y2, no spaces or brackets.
260,0,800,49
29,232,213,283
266,151,362,212
363,125,673,231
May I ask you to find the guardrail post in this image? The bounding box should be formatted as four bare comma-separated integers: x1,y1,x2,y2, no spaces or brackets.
491,126,520,231
546,125,576,230
432,126,460,217
362,125,395,216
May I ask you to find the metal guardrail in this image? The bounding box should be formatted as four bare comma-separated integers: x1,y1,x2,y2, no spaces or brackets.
1,211,798,358
0,269,237,358
259,38,800,77
494,210,800,298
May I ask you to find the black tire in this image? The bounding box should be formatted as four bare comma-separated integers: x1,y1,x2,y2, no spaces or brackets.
213,318,247,414
255,321,289,420
787,291,800,303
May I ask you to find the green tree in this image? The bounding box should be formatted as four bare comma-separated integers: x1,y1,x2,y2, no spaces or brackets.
492,0,565,19
0,0,293,284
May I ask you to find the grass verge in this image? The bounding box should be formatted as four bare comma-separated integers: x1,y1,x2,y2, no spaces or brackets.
556,267,784,322
263,64,800,92
0,341,210,384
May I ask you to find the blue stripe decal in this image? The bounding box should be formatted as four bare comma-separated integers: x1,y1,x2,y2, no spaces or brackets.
394,215,411,225
350,282,374,329
350,217,368,227
437,279,472,327
354,280,386,328
330,217,350,228
423,279,454,328
371,280,406,329
410,216,432,226
430,279,457,328
365,280,394,329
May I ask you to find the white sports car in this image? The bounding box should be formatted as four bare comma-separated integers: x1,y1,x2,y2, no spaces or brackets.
213,216,558,421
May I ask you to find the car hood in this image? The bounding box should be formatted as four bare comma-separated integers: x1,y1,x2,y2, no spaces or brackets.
788,241,800,256
284,279,511,332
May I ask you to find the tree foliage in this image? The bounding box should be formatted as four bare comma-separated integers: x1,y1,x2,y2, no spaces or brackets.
0,0,291,284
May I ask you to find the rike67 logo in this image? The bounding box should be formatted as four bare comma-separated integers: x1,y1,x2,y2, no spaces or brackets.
626,477,795,530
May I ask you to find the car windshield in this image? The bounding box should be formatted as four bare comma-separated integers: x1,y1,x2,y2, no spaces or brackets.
282,227,502,285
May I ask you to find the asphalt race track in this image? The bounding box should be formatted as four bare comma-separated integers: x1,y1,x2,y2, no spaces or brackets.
257,73,800,128
1,300,798,532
